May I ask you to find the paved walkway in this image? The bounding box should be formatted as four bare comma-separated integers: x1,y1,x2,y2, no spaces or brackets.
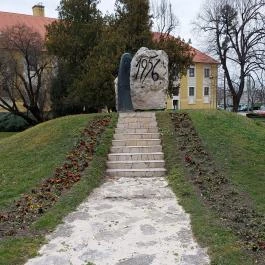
25,112,210,265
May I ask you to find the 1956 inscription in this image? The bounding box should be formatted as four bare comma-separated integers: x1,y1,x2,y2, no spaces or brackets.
134,55,161,82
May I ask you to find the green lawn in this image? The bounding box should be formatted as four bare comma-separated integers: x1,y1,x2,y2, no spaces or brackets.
189,110,265,214
0,132,17,140
156,111,264,265
0,114,91,211
0,113,117,265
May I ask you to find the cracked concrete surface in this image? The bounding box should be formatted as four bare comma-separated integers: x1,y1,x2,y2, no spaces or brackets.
25,177,210,265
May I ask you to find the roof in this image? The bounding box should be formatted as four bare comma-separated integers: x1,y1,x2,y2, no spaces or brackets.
0,11,56,39
192,48,219,64
152,32,219,65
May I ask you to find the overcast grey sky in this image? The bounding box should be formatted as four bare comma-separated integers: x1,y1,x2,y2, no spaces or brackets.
0,0,205,48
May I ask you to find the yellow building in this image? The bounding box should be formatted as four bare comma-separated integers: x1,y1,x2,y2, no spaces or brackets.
167,48,219,110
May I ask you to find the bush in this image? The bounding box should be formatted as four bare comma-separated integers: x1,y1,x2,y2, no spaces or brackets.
52,103,99,117
0,113,30,132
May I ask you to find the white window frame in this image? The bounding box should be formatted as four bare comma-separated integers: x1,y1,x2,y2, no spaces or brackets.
203,86,210,103
204,68,210,78
189,86,195,96
204,86,210,96
188,86,196,104
189,67,195,77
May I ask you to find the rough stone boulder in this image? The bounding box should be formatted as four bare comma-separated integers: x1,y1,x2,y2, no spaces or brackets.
130,47,168,110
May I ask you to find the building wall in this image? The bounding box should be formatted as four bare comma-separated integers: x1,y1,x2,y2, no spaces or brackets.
167,63,218,110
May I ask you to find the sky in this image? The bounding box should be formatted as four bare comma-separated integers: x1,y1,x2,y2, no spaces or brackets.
0,0,205,48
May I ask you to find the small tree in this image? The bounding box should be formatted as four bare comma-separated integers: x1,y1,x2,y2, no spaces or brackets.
0,24,54,125
248,72,265,109
256,71,265,105
256,88,265,106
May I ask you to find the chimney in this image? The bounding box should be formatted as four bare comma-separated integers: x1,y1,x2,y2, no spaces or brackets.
32,3,45,17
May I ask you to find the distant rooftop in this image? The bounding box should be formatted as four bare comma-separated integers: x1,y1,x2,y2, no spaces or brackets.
152,32,219,65
192,47,219,64
0,11,56,38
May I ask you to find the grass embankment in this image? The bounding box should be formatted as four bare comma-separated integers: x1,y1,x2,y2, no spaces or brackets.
189,111,265,214
0,113,117,265
0,115,91,211
156,111,265,265
0,132,17,140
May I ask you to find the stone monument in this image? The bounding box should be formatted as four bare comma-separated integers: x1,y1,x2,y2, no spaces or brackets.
130,47,168,110
117,53,133,112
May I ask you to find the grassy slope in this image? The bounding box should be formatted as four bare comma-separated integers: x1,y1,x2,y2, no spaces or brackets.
0,132,17,140
0,114,91,211
189,110,265,214
0,113,117,265
1,111,263,264
156,111,255,265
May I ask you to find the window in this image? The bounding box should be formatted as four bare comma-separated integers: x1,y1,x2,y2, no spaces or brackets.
173,87,179,96
189,87,195,96
204,68,210,78
189,67,195,77
173,100,179,110
204,87,209,96
188,87,195,104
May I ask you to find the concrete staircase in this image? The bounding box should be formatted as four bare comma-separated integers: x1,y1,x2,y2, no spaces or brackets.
106,112,166,178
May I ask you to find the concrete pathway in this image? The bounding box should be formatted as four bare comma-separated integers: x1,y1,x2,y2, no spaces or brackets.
25,112,210,265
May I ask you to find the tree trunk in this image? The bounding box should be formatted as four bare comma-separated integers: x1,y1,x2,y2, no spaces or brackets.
232,94,240,112
29,105,44,123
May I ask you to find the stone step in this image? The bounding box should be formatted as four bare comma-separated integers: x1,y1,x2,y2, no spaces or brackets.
110,145,162,153
106,112,165,178
119,112,155,118
106,168,166,178
116,122,158,129
118,118,156,123
112,139,161,146
113,133,160,140
115,128,159,134
107,160,165,169
108,152,164,161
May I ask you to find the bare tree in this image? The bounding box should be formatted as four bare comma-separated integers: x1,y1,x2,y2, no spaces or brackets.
256,87,265,105
0,24,54,125
195,0,265,112
255,70,265,105
151,0,194,97
246,75,258,110
151,0,179,36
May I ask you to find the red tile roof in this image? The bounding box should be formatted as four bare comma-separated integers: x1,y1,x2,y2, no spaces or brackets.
152,32,219,64
0,11,56,39
192,48,219,64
